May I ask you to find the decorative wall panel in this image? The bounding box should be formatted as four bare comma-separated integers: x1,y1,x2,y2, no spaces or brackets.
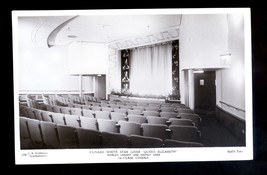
121,49,130,93
172,40,180,100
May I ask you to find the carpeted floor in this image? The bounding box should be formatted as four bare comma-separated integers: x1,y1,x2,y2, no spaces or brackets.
198,114,245,147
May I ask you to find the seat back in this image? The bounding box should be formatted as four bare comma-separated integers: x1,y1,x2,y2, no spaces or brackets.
51,113,65,125
113,108,127,114
143,111,160,117
141,123,170,140
118,121,142,136
33,109,43,120
127,109,142,115
179,113,201,128
95,111,110,120
127,115,147,124
110,112,127,122
52,105,61,113
40,121,60,148
160,107,176,112
145,107,159,112
130,135,163,148
41,111,53,122
60,107,71,114
169,118,194,127
20,117,31,149
26,107,35,119
101,132,130,148
177,108,194,114
70,108,83,116
169,125,201,143
97,119,119,133
146,116,169,125
64,114,80,127
82,109,95,118
76,128,102,148
56,124,77,148
101,107,113,112
27,119,43,147
160,112,178,119
163,139,204,147
79,116,97,130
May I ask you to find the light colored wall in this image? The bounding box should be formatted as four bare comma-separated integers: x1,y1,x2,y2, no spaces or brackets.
216,14,246,119
180,14,246,119
180,14,228,70
68,42,108,75
18,46,88,93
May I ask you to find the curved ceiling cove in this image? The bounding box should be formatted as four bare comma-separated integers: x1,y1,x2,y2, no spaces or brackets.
18,14,181,47
47,16,78,47
18,16,75,48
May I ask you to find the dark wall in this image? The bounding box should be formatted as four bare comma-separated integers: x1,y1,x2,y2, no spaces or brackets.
216,105,246,145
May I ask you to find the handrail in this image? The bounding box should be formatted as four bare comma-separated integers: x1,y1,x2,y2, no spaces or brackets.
219,101,245,113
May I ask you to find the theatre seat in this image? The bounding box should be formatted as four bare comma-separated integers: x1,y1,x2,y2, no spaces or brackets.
169,125,201,143
160,112,179,119
101,132,130,148
45,104,54,112
33,109,43,120
64,114,80,127
127,109,142,115
145,107,160,112
57,124,78,148
51,113,65,125
179,113,201,128
27,119,43,148
41,111,53,122
70,108,83,116
26,107,35,119
118,120,142,136
143,111,160,117
82,109,95,118
110,112,127,122
130,135,163,148
40,121,60,148
76,128,102,148
127,115,147,124
19,105,28,117
163,139,204,147
95,111,110,120
160,107,176,112
169,118,195,127
113,108,127,114
52,105,61,113
146,116,170,125
141,123,171,140
60,107,71,115
79,116,98,130
97,119,119,133
20,117,31,149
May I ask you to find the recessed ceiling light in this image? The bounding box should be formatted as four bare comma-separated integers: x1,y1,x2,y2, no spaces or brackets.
67,35,77,38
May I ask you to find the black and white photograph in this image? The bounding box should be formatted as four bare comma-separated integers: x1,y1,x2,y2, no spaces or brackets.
12,8,253,164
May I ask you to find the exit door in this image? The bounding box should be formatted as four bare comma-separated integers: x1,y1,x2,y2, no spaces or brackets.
194,71,216,114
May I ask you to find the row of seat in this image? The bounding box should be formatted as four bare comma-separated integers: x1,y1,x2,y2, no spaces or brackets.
44,104,194,117
20,110,201,142
20,117,203,149
20,106,201,128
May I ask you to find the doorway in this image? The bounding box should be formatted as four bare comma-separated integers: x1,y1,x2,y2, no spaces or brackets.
194,71,216,114
95,75,106,100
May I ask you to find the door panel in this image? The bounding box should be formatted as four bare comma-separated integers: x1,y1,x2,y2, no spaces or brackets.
194,71,216,114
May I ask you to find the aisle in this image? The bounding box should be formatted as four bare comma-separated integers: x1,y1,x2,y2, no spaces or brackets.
199,114,245,147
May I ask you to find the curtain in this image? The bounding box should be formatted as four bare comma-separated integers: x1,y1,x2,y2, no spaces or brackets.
129,43,172,96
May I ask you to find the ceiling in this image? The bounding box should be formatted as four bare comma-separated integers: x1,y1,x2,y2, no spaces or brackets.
17,13,182,48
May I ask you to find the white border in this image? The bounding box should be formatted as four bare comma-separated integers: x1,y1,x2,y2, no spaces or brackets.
13,8,253,164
